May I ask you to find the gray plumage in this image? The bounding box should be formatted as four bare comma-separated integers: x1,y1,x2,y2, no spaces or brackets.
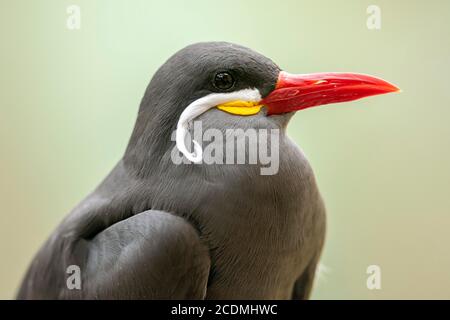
17,42,326,299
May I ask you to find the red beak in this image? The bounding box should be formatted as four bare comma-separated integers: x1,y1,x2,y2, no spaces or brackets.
261,71,400,115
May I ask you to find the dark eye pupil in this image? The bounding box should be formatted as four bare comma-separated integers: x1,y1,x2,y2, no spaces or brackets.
214,72,234,90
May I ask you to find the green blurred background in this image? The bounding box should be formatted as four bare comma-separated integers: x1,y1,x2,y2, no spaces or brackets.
1,0,449,299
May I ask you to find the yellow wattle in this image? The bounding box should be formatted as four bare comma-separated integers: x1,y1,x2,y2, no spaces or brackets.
216,100,262,116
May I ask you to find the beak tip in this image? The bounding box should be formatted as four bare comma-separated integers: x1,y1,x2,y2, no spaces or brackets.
385,83,401,94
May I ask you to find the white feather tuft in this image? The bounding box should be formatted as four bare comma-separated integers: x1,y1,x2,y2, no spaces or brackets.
175,89,261,162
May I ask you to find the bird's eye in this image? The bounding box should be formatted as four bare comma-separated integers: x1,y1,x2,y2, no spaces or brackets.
213,72,235,90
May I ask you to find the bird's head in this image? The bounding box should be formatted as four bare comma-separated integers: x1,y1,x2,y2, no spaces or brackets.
130,42,399,164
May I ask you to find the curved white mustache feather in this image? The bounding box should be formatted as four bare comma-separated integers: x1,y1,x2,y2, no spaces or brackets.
176,88,262,163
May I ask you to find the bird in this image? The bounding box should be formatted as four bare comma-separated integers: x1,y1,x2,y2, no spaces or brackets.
17,42,398,299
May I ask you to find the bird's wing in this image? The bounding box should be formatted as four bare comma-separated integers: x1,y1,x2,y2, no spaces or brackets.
18,209,211,299
83,210,211,299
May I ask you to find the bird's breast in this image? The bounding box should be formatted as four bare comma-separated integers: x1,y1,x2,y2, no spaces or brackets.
190,137,326,299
